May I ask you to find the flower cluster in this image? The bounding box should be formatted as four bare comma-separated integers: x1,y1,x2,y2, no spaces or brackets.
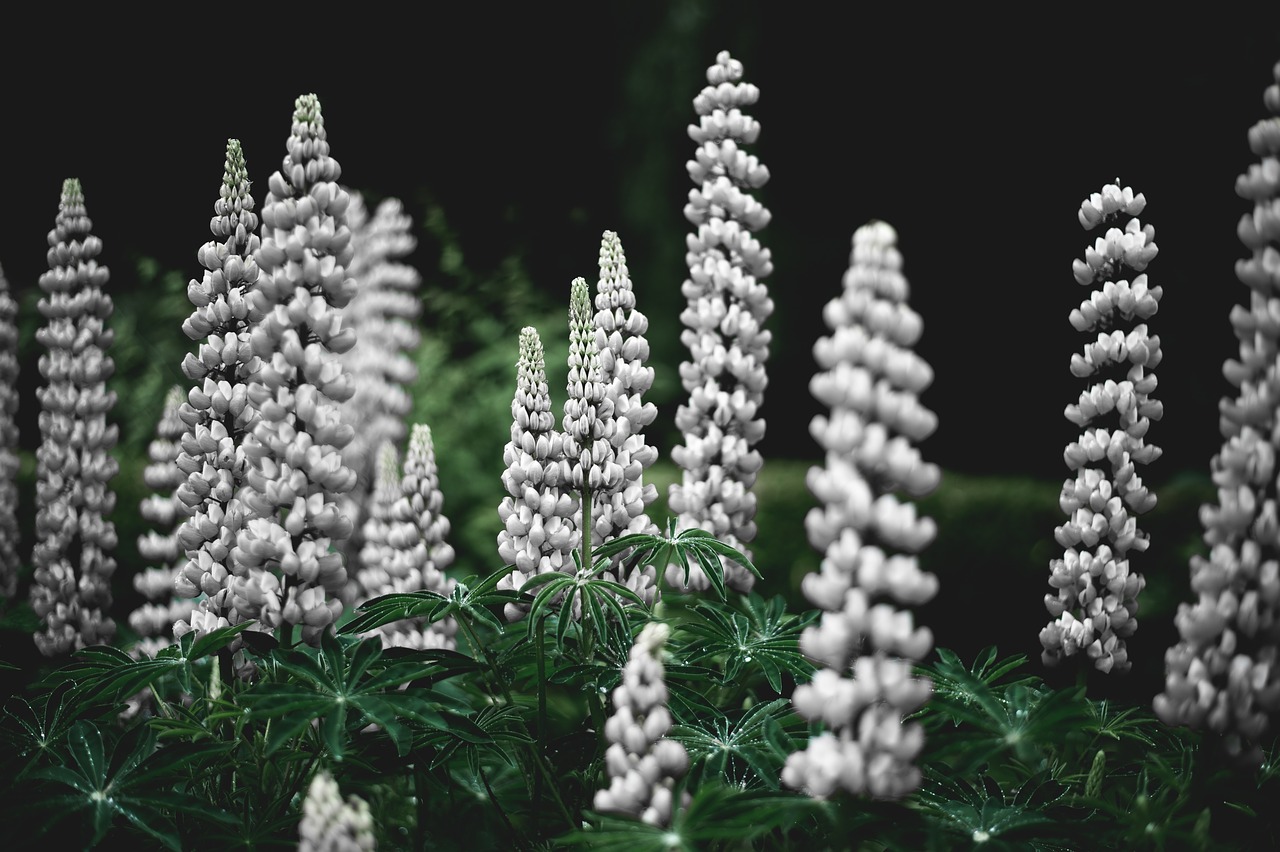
783,221,938,800
358,425,457,650
171,138,265,640
592,231,660,605
497,326,577,621
338,193,421,569
669,50,773,593
130,386,196,657
1155,64,1280,763
565,276,623,537
1041,181,1162,676
298,771,376,852
0,261,18,599
230,94,359,645
595,621,690,827
31,178,118,655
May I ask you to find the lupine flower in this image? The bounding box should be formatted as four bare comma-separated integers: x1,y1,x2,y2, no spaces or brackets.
231,94,358,645
171,139,265,641
358,426,457,650
0,261,19,599
496,326,577,621
668,50,773,593
592,232,660,607
1041,181,1161,676
31,178,118,655
1155,63,1280,764
298,771,376,852
594,621,690,827
783,221,938,801
130,386,196,657
565,275,624,535
338,193,421,579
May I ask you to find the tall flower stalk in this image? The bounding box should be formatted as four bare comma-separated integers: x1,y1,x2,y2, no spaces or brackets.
592,232,660,606
1040,181,1161,676
497,326,576,621
1155,63,1280,763
31,178,118,655
172,138,265,640
0,261,19,599
131,386,195,656
782,221,938,800
231,93,358,646
668,50,773,593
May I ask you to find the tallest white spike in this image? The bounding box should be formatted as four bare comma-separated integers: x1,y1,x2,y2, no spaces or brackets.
668,50,773,593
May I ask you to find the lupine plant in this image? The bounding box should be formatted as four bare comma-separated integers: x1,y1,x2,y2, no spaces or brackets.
669,50,773,594
1040,181,1161,676
1155,62,1280,765
171,138,264,642
4,55,1280,852
31,178,118,655
592,231,661,606
0,261,18,599
782,221,939,800
232,93,358,647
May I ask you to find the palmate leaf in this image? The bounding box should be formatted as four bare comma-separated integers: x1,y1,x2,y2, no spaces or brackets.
340,568,520,636
668,698,804,790
34,623,254,711
594,519,762,602
240,631,489,761
16,720,231,851
1,680,110,777
520,552,645,653
674,594,816,694
562,785,822,850
919,764,1075,851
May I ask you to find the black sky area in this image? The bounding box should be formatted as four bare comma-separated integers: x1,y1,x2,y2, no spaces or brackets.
4,6,1280,484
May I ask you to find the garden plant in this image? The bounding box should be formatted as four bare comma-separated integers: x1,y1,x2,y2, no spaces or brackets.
0,43,1279,852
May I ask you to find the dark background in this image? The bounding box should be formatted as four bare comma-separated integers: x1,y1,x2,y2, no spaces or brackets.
4,6,1279,481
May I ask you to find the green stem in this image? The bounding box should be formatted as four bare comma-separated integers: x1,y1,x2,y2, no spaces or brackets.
414,762,428,852
534,613,549,827
479,763,520,845
455,609,575,830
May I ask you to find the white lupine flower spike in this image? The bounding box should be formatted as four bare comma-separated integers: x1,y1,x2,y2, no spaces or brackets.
669,50,773,594
231,94,359,646
783,221,938,801
497,326,577,621
130,386,197,657
1041,180,1161,676
0,261,19,599
1156,63,1280,765
595,622,691,827
31,178,119,655
338,193,421,582
298,771,376,852
593,231,661,607
358,425,457,649
171,139,266,643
